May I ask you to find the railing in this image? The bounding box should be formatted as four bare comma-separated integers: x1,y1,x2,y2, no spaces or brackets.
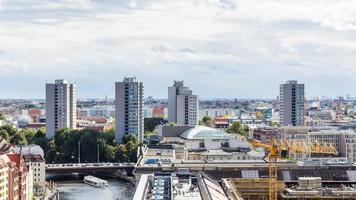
46,162,135,169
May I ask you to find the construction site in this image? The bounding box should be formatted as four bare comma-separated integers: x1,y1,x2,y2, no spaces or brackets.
222,176,356,200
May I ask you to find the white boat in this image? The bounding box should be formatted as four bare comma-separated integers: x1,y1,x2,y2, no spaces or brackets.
326,158,348,165
83,175,109,187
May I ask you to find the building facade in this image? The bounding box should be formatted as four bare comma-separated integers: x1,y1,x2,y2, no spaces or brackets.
279,80,305,126
45,79,77,138
309,130,356,163
168,81,199,126
115,77,144,143
7,153,30,200
22,155,45,184
0,155,9,200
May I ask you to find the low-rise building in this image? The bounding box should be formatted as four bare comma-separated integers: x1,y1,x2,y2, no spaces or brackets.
253,126,280,141
139,126,264,167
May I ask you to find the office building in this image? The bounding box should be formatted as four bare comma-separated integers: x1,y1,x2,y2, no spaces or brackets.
115,77,144,143
168,81,199,126
45,79,76,138
279,80,305,126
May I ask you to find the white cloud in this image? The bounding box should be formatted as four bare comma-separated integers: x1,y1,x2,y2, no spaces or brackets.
0,0,356,98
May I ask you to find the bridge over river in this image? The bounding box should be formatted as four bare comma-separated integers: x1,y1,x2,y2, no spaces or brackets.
45,162,135,174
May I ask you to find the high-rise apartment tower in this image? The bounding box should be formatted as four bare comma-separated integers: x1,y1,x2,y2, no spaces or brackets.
46,79,76,138
115,77,144,144
279,80,305,126
168,81,199,126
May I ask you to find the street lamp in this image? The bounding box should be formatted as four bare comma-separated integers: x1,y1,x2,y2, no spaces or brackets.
97,141,99,163
78,141,81,164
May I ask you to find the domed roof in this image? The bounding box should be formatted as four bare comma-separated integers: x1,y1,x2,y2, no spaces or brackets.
180,126,232,140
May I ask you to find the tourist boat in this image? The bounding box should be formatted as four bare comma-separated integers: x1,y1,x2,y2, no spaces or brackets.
83,175,109,187
326,158,348,165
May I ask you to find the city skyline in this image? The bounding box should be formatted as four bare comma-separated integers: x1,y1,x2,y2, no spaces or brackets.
2,1,356,200
0,0,356,99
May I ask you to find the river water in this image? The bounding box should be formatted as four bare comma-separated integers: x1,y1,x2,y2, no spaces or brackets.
47,174,135,200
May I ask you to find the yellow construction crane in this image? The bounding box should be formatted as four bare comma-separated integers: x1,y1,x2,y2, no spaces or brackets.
248,138,338,200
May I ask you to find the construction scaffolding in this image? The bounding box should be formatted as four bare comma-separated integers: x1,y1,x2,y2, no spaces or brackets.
223,178,285,200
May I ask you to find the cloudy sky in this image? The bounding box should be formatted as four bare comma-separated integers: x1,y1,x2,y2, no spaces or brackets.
0,0,356,99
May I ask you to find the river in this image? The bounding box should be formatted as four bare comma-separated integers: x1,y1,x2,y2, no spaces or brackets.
47,174,135,200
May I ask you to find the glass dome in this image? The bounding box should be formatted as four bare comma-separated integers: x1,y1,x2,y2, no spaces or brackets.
180,126,231,140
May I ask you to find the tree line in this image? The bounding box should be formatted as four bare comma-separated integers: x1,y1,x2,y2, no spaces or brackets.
0,125,139,164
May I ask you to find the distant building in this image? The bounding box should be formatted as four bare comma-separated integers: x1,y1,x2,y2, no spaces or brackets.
279,80,305,126
213,118,230,129
27,109,44,123
253,127,280,141
115,77,144,143
199,108,235,120
84,124,114,132
168,81,199,126
26,123,46,130
152,106,166,118
45,79,77,138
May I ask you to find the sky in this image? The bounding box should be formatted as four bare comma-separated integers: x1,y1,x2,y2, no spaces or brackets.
0,0,356,99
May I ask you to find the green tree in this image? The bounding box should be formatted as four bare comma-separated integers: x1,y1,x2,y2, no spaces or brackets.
0,129,9,141
103,145,116,162
227,121,241,133
32,129,50,153
227,121,249,137
202,116,212,126
0,114,5,120
45,140,57,163
54,128,71,148
0,125,17,137
102,128,116,146
243,125,249,133
122,134,137,144
126,140,138,162
120,134,139,162
21,129,36,143
144,118,164,132
37,128,142,163
11,132,28,145
115,145,128,162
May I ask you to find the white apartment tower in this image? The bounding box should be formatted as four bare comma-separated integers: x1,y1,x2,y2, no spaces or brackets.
45,79,77,138
168,81,199,126
115,77,144,144
280,80,305,126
